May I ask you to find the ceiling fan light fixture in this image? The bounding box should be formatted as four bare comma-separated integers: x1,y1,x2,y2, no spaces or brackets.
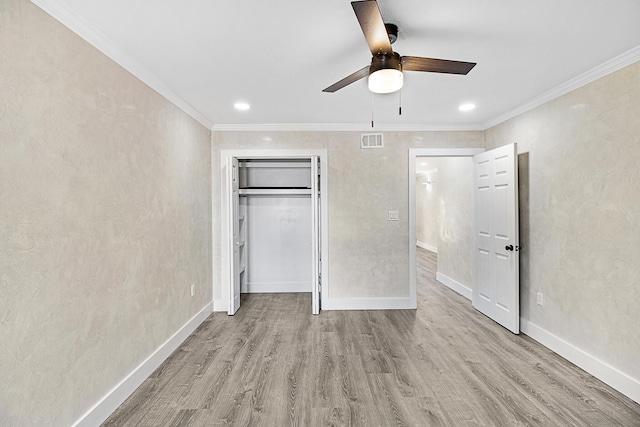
368,52,403,94
369,69,403,93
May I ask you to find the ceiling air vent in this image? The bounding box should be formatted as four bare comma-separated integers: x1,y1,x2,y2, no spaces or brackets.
361,133,384,149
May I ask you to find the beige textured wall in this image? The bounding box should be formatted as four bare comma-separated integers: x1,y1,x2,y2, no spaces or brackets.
211,131,484,301
485,61,640,381
416,166,439,250
0,1,212,426
436,157,474,288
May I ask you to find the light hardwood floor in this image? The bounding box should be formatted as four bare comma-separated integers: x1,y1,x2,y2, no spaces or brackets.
103,248,640,426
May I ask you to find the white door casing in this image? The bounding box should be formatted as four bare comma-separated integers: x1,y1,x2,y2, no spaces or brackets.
472,143,520,334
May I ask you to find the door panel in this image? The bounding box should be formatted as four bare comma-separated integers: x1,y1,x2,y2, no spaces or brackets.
495,254,510,309
472,143,519,334
229,157,241,315
477,249,492,302
311,155,320,314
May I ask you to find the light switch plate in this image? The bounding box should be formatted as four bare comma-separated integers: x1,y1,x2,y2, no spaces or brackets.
388,210,399,221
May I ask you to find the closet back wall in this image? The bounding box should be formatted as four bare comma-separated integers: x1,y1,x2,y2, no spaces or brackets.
244,196,312,293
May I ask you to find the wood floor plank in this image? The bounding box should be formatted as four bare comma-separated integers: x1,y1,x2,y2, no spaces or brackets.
365,373,410,426
102,250,640,426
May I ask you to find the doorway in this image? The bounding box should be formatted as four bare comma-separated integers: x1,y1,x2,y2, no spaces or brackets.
408,148,483,306
220,149,328,316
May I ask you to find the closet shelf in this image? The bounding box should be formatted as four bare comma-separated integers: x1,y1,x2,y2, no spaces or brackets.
239,188,311,196
240,161,310,169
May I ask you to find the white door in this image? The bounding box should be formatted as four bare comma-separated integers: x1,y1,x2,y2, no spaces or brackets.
228,157,241,315
472,143,520,334
311,156,320,314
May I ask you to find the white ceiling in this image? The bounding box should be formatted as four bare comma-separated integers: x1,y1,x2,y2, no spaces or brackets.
35,0,640,130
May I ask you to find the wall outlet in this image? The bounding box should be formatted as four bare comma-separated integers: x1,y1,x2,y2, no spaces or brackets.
191,284,195,297
536,292,544,306
388,210,399,221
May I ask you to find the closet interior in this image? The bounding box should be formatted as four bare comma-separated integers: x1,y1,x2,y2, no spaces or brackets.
236,158,320,295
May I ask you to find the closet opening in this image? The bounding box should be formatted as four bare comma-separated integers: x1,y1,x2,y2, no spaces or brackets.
220,150,328,316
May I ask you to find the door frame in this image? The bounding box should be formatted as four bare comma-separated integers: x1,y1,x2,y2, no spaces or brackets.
220,149,328,314
408,148,484,307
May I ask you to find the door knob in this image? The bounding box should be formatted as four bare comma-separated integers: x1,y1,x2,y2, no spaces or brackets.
505,245,514,251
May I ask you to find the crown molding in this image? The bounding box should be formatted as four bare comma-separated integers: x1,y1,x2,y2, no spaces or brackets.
30,0,214,130
210,123,484,132
481,45,640,130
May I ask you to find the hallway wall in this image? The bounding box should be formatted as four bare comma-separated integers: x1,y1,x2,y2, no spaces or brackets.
415,157,474,291
416,167,439,251
436,157,474,289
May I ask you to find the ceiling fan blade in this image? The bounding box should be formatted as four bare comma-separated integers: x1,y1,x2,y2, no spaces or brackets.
352,0,393,56
323,66,370,93
401,56,476,75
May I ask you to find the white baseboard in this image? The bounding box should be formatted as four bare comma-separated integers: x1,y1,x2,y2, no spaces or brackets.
416,241,438,253
72,302,213,427
435,272,472,300
242,281,311,293
520,318,640,404
322,297,415,310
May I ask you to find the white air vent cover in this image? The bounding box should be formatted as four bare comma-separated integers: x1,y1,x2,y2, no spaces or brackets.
361,133,384,149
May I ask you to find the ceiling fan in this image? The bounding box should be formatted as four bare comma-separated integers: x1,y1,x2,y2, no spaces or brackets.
323,0,476,94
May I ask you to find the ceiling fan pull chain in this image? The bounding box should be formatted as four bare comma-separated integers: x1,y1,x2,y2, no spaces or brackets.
371,93,375,128
399,88,402,116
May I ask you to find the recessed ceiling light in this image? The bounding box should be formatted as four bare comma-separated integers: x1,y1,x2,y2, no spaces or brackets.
234,102,250,111
459,103,476,112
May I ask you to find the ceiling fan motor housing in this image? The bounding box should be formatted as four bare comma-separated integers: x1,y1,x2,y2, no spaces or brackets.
370,52,402,75
369,52,403,93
